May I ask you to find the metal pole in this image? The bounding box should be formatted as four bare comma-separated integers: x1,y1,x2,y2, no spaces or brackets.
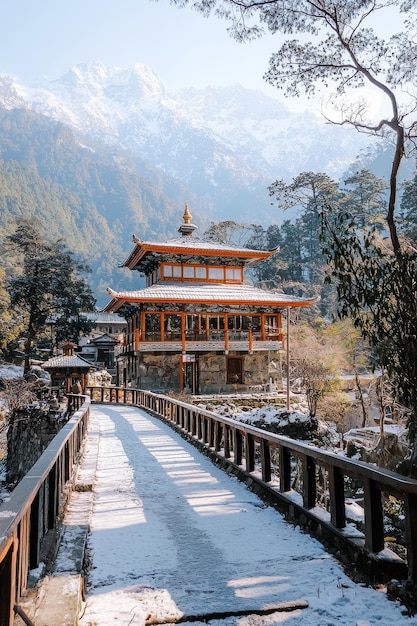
286,307,290,410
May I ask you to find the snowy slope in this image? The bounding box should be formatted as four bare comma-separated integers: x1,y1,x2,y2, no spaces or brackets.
0,62,370,223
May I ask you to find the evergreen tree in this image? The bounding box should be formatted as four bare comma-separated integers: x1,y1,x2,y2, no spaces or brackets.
4,219,96,372
342,169,387,230
0,267,20,355
399,171,417,243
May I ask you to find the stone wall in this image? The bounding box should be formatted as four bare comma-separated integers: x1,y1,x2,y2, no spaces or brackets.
6,405,68,485
198,351,282,395
131,350,283,395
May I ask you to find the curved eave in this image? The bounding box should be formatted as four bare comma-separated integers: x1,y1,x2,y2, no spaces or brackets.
122,243,276,270
104,289,317,314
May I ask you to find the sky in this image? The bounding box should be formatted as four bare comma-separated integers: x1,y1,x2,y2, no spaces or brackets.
0,0,281,97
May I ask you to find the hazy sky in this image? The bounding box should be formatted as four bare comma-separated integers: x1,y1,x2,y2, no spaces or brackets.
0,0,281,96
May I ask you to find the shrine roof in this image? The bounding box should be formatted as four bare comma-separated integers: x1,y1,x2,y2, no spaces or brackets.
41,354,93,370
104,282,316,313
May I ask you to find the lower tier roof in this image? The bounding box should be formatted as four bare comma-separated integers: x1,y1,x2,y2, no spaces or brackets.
104,282,316,313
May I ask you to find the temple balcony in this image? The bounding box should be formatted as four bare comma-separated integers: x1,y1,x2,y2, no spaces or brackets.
115,330,283,355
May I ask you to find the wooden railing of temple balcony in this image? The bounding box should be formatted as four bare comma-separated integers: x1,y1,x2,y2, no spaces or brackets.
88,386,417,587
115,329,284,355
0,395,89,626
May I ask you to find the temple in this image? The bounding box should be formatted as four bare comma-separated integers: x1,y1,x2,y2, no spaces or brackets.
104,204,315,394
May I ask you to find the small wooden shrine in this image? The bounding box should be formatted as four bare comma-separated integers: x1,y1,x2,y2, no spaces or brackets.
41,341,93,396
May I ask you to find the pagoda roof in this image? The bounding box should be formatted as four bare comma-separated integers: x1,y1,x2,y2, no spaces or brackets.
104,282,316,313
41,354,93,371
123,236,277,271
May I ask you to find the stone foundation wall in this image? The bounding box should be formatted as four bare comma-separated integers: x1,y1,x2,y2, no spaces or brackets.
131,350,282,395
6,406,68,485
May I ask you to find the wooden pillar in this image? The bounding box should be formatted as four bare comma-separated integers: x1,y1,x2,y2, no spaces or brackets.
179,355,184,393
181,312,186,352
140,311,145,342
286,306,290,410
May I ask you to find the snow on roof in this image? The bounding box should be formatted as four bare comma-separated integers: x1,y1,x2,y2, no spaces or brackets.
41,354,93,370
81,312,126,324
136,236,270,255
106,282,316,309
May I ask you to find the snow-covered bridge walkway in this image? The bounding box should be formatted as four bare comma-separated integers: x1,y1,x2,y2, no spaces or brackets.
75,404,412,625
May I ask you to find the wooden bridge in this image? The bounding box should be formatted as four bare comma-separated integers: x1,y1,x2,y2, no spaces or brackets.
1,388,417,625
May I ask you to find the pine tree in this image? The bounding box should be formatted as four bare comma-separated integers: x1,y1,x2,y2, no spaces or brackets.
5,218,96,372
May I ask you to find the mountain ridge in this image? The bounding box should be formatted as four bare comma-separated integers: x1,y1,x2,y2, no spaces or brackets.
0,62,371,223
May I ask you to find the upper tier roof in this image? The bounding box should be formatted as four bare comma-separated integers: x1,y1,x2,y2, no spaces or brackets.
123,236,276,270
122,204,278,271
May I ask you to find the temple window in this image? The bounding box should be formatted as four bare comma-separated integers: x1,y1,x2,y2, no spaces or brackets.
160,263,243,283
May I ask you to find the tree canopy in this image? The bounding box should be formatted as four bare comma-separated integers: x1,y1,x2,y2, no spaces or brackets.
4,219,96,371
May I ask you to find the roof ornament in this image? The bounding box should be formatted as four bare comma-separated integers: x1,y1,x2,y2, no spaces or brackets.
183,202,192,224
178,202,197,237
132,234,141,244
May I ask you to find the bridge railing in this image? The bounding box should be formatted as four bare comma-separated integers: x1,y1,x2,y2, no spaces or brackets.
0,395,90,626
88,386,417,585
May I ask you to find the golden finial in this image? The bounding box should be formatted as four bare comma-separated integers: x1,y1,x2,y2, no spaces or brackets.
183,203,192,225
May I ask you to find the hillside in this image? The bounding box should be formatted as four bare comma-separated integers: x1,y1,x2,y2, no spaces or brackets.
0,107,214,306
2,63,373,222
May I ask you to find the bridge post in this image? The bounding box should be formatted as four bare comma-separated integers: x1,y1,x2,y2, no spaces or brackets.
48,464,58,529
29,490,42,570
0,538,16,626
363,477,384,553
404,492,417,584
279,445,291,492
233,429,243,465
223,425,230,459
301,454,316,509
260,440,271,483
245,433,255,472
328,465,346,528
214,422,221,452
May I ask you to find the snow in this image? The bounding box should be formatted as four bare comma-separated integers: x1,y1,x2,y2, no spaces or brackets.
78,404,416,625
202,403,311,426
0,364,23,379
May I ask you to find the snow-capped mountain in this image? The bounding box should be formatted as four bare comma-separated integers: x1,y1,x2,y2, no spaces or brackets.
0,61,370,223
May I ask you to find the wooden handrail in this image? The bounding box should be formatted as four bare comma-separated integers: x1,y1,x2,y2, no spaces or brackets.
87,386,417,585
0,396,90,626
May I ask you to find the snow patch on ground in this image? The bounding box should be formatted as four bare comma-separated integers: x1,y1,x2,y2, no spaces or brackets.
0,364,23,379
